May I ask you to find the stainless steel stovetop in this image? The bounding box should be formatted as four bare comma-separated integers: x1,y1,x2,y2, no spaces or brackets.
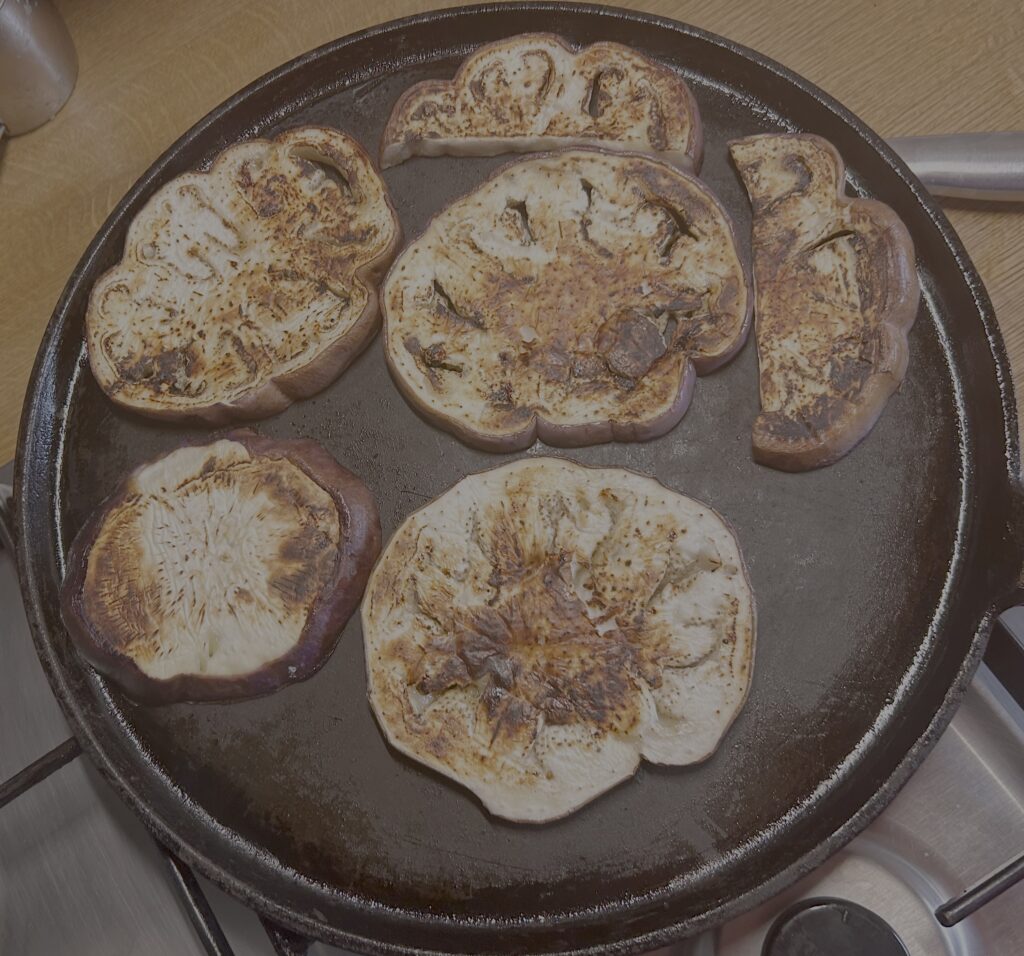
2,459,1023,956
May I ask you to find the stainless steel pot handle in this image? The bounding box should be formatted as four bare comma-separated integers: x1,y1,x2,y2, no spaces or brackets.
887,132,1024,202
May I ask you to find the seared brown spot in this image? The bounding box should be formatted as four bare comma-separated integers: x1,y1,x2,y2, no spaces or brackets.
420,342,463,374
116,346,199,393
585,70,606,118
646,96,668,150
599,311,667,379
228,334,261,378
415,652,471,695
488,382,516,408
532,52,556,102
82,508,162,656
433,279,484,329
277,520,333,566
403,530,662,745
504,199,535,243
645,200,698,259
784,154,813,192
467,76,488,102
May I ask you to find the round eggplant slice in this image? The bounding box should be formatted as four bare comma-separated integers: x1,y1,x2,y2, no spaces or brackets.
60,431,380,704
362,457,755,823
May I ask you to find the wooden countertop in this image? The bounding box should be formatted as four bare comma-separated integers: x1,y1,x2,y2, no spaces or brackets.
2,0,1022,463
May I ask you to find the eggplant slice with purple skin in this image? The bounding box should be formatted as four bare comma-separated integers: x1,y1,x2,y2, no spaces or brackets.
382,148,751,452
60,431,381,704
380,33,703,172
86,126,401,425
729,133,919,471
363,457,756,823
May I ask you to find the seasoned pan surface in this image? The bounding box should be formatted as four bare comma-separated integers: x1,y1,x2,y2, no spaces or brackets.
15,4,1023,953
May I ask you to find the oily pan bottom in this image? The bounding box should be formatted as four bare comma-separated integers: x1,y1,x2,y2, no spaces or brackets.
15,4,1023,954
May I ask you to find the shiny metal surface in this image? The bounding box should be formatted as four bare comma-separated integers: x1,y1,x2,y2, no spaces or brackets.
0,0,77,135
664,666,1024,956
888,132,1024,201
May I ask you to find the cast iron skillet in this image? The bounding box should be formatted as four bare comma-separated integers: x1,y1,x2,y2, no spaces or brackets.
13,4,1024,953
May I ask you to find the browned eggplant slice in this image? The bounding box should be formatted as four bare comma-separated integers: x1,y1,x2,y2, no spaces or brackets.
86,126,401,424
362,457,755,822
60,431,381,704
382,148,751,452
730,133,920,471
380,33,703,171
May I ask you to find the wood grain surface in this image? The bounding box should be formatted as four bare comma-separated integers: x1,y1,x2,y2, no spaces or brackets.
1,0,1021,463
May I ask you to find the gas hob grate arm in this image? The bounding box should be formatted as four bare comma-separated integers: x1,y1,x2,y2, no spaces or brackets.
260,916,312,955
0,482,13,553
0,737,81,809
160,843,236,956
936,850,1024,927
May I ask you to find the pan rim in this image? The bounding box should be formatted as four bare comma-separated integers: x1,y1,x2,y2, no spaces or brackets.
14,3,1024,953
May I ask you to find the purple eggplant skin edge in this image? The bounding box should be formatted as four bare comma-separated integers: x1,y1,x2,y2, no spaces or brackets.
380,146,753,454
58,429,382,706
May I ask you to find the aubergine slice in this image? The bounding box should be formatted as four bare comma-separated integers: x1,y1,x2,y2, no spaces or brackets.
381,149,751,452
86,127,402,425
362,457,755,822
729,133,919,471
60,430,380,704
380,33,703,172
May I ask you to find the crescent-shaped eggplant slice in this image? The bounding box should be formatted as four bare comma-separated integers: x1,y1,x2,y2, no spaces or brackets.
729,133,919,471
60,431,380,704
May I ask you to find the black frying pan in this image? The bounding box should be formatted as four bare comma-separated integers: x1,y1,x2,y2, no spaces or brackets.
13,4,1024,953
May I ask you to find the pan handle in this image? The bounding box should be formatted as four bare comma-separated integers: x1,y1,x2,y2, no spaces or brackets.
887,132,1024,202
